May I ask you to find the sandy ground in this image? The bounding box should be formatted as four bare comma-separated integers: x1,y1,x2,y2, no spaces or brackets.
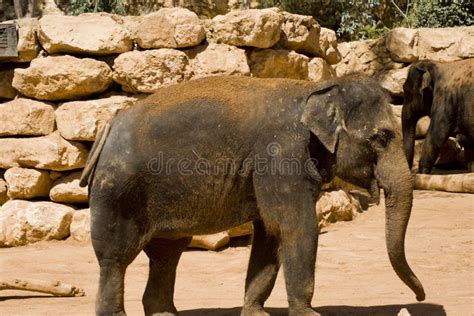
0,190,472,316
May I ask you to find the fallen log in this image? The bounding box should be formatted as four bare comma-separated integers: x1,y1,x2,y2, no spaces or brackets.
0,279,85,297
415,173,474,193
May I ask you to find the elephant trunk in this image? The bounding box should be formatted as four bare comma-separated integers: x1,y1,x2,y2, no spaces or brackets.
401,106,417,169
375,142,425,301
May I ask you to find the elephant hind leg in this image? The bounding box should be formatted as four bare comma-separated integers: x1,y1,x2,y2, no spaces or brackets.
91,203,151,316
142,237,191,316
242,220,280,316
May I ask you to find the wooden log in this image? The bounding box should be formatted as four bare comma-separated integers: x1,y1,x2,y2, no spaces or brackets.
415,173,474,193
0,278,85,297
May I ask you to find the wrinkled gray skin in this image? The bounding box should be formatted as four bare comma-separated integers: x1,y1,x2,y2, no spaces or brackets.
83,76,425,316
402,60,474,173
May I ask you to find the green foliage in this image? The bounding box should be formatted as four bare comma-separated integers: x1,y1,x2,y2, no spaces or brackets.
405,0,473,28
260,0,473,41
66,0,126,15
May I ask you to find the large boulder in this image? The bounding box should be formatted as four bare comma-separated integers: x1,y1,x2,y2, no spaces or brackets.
308,57,336,82
385,26,474,63
133,8,205,49
316,190,362,228
334,38,403,77
185,43,250,79
12,55,113,101
49,172,88,204
317,27,341,64
248,49,309,80
70,209,91,242
4,167,52,199
0,179,7,206
206,8,282,48
37,13,132,55
378,66,409,97
0,69,16,99
0,131,88,171
0,98,55,136
0,18,39,62
113,49,192,93
279,11,320,56
55,95,137,141
0,200,74,247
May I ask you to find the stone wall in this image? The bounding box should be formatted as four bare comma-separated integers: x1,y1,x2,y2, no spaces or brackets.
0,7,472,248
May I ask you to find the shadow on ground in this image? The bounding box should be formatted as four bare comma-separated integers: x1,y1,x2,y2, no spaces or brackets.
181,304,446,316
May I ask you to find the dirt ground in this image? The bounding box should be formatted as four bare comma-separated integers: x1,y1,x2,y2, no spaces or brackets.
0,190,472,316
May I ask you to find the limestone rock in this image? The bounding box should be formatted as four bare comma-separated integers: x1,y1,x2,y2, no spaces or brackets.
379,67,409,96
4,167,52,199
0,179,7,206
0,69,17,99
308,57,336,82
0,200,74,247
12,55,113,101
189,231,230,251
316,190,362,228
1,18,39,62
134,8,205,49
55,95,137,141
385,26,474,63
248,49,309,80
0,131,88,171
70,209,91,242
318,27,341,64
49,172,88,204
416,116,430,138
113,49,192,93
227,222,253,238
185,43,250,79
37,13,132,55
385,28,419,63
279,11,320,56
334,38,402,77
0,98,55,136
206,8,282,48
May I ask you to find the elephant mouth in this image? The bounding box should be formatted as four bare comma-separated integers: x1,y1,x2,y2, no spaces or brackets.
369,178,381,205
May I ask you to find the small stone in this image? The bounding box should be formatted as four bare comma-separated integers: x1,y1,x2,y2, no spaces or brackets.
113,49,192,93
49,172,88,204
4,167,51,199
133,8,205,49
0,98,55,136
206,8,282,48
308,57,336,82
12,55,113,101
0,200,74,247
227,222,253,238
70,209,90,242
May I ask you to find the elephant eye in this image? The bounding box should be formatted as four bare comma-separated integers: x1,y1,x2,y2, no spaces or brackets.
370,128,394,148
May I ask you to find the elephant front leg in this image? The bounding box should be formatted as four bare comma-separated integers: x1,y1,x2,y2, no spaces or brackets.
253,175,320,316
242,220,280,316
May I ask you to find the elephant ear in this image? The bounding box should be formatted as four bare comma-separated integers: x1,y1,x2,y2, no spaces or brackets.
301,84,345,154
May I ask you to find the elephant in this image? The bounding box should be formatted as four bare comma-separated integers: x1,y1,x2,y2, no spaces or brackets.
402,59,474,174
80,76,425,316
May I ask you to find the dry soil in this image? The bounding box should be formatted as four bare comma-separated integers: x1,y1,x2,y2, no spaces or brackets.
0,190,472,316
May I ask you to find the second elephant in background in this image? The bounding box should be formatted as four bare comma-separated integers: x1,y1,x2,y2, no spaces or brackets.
401,59,474,173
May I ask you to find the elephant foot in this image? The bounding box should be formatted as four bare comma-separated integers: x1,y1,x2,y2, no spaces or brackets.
241,305,270,316
289,307,320,316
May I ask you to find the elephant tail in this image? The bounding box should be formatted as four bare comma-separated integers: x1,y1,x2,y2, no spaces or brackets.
79,122,111,188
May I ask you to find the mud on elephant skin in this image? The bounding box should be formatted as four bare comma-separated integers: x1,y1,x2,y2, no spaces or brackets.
81,76,425,315
402,59,474,174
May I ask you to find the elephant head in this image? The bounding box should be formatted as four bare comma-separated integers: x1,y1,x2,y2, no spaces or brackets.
301,77,425,301
401,62,435,169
